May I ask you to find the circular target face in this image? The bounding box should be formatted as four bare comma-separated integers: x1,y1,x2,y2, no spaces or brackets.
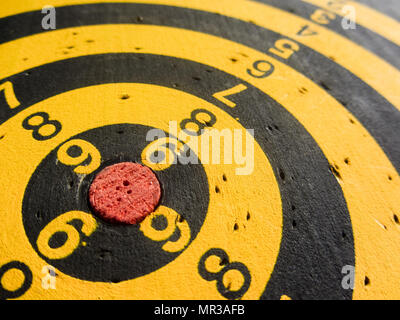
0,82,282,299
0,0,399,300
23,123,209,282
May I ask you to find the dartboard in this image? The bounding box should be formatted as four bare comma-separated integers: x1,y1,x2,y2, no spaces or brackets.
0,0,399,300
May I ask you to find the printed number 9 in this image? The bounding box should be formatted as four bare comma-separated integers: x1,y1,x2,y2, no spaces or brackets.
140,206,191,253
57,139,101,174
142,137,185,171
247,60,275,78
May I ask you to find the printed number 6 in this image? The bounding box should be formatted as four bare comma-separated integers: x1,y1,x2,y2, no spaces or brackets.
36,211,97,260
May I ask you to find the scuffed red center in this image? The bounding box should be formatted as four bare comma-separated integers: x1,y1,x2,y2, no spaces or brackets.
89,162,161,225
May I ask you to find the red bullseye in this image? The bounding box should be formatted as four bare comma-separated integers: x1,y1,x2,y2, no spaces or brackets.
89,162,161,224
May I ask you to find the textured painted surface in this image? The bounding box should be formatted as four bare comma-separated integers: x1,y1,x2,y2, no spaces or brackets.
89,162,161,224
0,0,399,300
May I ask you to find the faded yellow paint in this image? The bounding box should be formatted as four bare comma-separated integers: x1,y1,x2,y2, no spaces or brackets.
0,0,399,115
1,24,398,299
0,83,282,299
304,0,400,47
